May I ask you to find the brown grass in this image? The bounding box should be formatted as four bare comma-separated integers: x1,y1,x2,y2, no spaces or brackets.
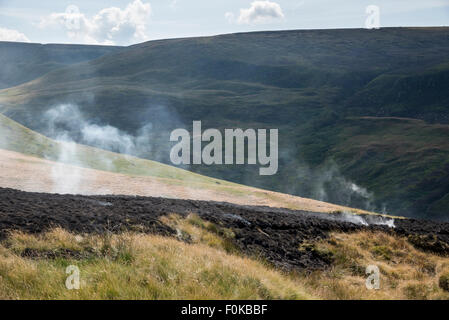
1,218,448,299
0,228,312,300
299,231,449,300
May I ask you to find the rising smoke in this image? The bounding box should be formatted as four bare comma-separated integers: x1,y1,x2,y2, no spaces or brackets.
312,162,375,211
41,103,178,194
329,211,395,228
281,149,385,214
50,141,83,194
39,103,383,215
44,104,153,156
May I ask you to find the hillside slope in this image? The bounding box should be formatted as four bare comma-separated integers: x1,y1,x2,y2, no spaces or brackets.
0,41,122,90
0,28,448,218
299,117,449,220
0,113,359,213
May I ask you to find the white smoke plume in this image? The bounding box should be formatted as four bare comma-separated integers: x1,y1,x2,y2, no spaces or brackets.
278,144,386,214
42,103,162,194
50,141,83,194
327,211,395,228
313,163,375,210
43,103,159,156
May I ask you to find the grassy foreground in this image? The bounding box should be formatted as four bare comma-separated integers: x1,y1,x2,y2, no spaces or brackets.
0,220,311,300
1,215,449,299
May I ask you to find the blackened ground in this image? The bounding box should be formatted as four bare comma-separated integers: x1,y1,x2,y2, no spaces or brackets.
1,187,448,271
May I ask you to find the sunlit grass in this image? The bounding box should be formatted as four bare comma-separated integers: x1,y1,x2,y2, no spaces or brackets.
299,231,449,300
0,228,311,300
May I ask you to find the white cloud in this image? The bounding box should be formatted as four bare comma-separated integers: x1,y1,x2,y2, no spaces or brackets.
39,0,152,45
0,27,30,42
236,1,284,25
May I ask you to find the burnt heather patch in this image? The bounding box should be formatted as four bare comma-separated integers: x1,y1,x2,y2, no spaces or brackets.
1,187,448,271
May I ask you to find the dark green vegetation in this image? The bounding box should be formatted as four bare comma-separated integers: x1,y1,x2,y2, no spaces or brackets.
0,28,448,219
0,41,122,90
308,117,449,219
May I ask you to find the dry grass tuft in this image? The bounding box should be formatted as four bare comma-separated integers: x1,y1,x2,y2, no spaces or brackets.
0,228,311,300
299,231,449,300
160,214,238,254
1,225,448,300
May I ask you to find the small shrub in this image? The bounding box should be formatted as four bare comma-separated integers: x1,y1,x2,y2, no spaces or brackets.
420,261,436,276
439,273,449,292
298,242,334,264
371,245,392,261
187,215,205,228
403,283,430,300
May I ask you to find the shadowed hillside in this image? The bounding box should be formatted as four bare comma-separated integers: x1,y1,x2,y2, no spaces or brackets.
0,41,122,90
0,28,448,219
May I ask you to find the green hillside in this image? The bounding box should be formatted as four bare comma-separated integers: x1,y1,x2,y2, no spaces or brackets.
0,28,448,219
0,41,122,90
299,117,449,220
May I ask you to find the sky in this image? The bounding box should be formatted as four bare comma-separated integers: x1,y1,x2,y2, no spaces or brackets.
0,0,448,45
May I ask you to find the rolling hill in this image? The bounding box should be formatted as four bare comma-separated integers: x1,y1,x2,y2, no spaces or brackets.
0,27,448,219
0,112,360,213
0,41,122,90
